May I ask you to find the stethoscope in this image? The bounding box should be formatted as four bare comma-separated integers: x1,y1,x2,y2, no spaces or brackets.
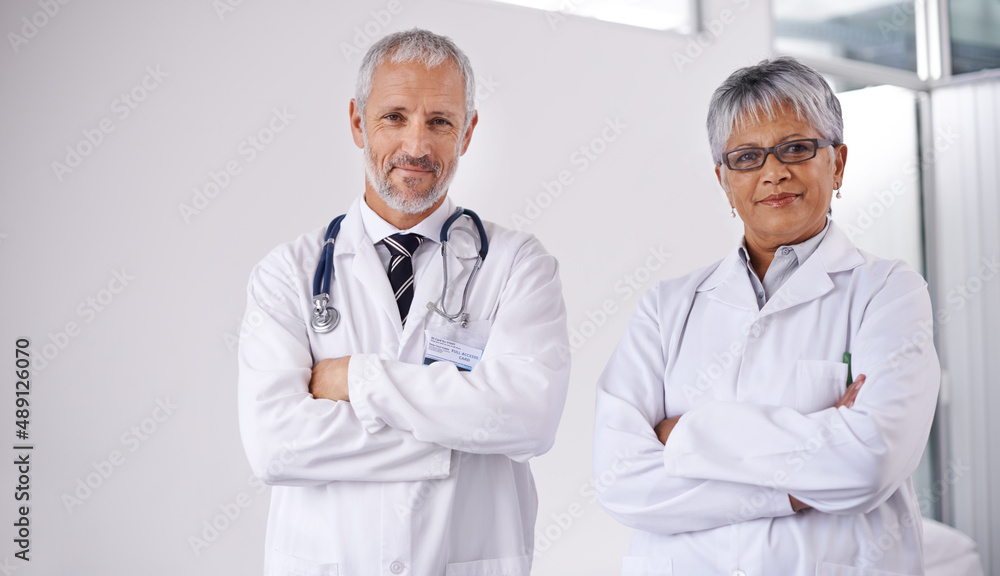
311,207,489,333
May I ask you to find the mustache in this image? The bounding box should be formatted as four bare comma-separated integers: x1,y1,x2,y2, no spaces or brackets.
388,153,441,175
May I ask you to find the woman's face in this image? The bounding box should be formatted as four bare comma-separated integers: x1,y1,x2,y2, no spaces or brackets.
715,104,848,250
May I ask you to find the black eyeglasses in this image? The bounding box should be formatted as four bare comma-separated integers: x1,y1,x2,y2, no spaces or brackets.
721,138,837,171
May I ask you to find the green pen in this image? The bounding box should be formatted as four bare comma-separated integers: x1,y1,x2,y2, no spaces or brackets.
843,352,853,387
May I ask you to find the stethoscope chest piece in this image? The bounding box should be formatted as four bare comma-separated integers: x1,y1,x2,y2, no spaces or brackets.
311,294,339,333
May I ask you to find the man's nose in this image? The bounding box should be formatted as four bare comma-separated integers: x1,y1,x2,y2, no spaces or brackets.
400,122,431,158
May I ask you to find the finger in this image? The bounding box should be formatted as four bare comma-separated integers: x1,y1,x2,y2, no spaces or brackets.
842,380,865,408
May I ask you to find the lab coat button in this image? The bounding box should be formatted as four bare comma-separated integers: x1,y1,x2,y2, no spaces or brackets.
732,570,747,576
390,561,405,574
751,324,762,337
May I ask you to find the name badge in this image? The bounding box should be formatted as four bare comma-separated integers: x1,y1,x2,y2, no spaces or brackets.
423,335,484,372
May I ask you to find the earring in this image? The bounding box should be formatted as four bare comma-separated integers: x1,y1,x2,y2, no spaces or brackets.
730,207,736,218
835,181,842,199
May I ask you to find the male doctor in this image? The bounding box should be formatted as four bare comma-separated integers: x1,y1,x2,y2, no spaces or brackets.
238,29,570,575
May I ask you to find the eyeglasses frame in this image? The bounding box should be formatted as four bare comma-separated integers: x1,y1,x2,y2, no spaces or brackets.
721,138,838,171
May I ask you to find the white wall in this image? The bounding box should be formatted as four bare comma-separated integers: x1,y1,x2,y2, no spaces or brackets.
0,1,772,574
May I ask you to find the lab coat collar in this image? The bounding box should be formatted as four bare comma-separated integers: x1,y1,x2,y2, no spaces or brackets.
335,195,459,337
696,221,864,315
358,194,455,247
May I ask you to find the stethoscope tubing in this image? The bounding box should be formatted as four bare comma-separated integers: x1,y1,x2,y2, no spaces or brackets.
311,207,487,333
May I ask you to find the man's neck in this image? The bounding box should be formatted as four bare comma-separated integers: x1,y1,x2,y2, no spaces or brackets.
363,188,446,230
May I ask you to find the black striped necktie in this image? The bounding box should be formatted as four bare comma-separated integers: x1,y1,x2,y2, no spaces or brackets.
384,233,423,325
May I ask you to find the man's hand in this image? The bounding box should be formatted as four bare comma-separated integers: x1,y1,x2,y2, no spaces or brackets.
310,357,352,402
654,415,682,445
788,373,867,512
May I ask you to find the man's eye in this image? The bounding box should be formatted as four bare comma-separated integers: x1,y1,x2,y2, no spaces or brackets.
431,118,451,126
384,114,402,121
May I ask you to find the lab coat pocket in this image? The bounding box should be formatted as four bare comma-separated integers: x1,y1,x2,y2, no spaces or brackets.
815,561,913,576
267,549,339,576
621,556,673,575
795,359,849,414
444,554,530,576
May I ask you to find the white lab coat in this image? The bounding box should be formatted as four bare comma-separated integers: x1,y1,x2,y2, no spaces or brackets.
594,222,939,576
238,196,570,576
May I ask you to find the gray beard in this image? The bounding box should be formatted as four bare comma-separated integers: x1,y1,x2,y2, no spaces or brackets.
363,145,458,215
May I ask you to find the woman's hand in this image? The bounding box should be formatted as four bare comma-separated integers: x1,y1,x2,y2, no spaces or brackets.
789,373,868,512
654,415,682,445
837,374,866,409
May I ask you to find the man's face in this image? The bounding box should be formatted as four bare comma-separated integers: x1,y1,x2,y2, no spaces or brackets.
351,59,477,215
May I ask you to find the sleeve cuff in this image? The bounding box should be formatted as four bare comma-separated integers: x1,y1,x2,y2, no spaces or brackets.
348,354,387,434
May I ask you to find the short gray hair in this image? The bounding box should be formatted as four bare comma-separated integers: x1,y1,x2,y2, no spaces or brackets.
355,28,476,130
706,57,843,165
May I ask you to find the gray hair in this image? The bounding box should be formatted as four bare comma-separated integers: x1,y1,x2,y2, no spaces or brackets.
706,57,843,165
355,28,476,130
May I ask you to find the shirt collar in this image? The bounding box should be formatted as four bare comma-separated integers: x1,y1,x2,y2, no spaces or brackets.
359,194,455,245
738,218,831,270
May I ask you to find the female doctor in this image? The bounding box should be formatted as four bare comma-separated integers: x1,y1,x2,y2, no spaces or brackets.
593,57,939,575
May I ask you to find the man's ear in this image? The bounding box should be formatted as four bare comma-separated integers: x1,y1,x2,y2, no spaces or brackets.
349,99,365,149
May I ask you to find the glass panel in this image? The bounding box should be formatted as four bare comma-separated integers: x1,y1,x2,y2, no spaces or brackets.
774,0,919,72
949,0,1000,75
477,0,694,32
